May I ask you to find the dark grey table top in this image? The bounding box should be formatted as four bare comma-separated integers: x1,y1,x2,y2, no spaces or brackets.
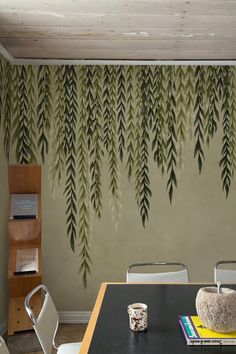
88,283,236,354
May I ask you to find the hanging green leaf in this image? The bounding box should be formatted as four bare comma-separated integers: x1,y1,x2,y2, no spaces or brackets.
220,66,231,197
126,66,136,180
109,66,121,228
37,65,52,163
0,56,7,126
78,66,92,288
134,66,142,207
27,65,37,164
204,66,219,146
145,66,156,130
230,66,236,177
86,66,96,149
116,65,126,161
49,66,65,193
12,66,33,163
64,66,78,252
166,67,177,203
103,65,111,152
194,66,205,174
216,66,225,101
3,62,12,160
161,66,170,138
186,66,195,141
176,66,187,171
139,66,152,226
152,66,167,175
9,65,19,156
90,66,103,219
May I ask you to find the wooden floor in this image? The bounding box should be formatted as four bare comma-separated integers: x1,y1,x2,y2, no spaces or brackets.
21,324,87,354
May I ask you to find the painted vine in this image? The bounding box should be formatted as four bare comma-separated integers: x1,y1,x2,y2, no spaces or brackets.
0,55,236,287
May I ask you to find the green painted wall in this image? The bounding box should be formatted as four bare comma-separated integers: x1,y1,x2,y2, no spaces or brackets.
0,56,236,322
41,135,236,313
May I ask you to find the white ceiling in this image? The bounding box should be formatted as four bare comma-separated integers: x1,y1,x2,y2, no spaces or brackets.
0,0,236,61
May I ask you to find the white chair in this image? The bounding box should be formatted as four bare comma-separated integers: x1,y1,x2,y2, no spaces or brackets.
214,260,236,283
126,262,189,283
25,284,81,354
0,337,10,354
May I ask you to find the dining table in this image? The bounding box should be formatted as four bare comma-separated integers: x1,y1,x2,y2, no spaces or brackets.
79,282,236,354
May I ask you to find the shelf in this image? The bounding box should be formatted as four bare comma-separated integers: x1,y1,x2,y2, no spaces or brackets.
8,217,41,247
8,165,41,194
7,165,42,335
8,295,41,335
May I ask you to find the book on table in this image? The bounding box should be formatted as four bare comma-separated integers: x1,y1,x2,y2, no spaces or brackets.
10,194,38,219
179,315,236,345
14,248,39,275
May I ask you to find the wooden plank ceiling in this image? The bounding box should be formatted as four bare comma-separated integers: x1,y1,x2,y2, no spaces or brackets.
0,0,236,60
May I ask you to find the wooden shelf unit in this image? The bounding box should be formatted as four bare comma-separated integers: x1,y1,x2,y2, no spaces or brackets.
7,165,42,335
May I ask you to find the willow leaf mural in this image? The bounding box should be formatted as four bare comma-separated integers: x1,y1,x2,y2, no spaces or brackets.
152,66,167,175
103,65,111,152
220,67,232,197
78,66,92,287
27,65,37,164
194,66,205,174
186,66,195,141
166,67,178,202
230,67,236,177
3,61,12,160
49,65,65,193
64,65,78,253
117,65,126,162
139,66,151,226
37,65,52,163
204,66,219,146
90,66,103,219
176,66,187,171
0,56,236,287
0,56,4,126
126,66,136,180
12,65,37,164
134,66,143,209
108,66,121,228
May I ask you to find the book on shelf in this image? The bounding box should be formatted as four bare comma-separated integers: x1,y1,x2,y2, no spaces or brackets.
10,194,38,220
179,315,236,346
14,248,39,275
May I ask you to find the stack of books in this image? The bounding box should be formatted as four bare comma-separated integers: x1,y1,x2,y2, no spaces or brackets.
179,315,236,346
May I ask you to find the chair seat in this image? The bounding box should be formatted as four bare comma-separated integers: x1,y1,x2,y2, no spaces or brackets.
57,341,82,354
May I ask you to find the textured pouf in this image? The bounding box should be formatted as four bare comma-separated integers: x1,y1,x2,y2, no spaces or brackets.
196,287,236,333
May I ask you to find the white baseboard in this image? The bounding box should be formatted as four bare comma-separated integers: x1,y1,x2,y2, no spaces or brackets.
0,321,7,336
59,311,91,324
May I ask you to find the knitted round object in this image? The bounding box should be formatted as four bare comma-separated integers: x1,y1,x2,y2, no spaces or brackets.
196,287,236,333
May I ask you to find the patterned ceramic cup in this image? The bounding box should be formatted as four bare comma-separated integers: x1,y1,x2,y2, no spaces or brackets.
127,303,148,331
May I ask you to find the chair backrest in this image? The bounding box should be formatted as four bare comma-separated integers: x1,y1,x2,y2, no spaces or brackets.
126,262,189,283
0,337,10,354
25,284,59,354
214,260,236,283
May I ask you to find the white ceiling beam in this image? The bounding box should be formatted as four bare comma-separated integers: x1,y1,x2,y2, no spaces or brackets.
0,43,236,66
